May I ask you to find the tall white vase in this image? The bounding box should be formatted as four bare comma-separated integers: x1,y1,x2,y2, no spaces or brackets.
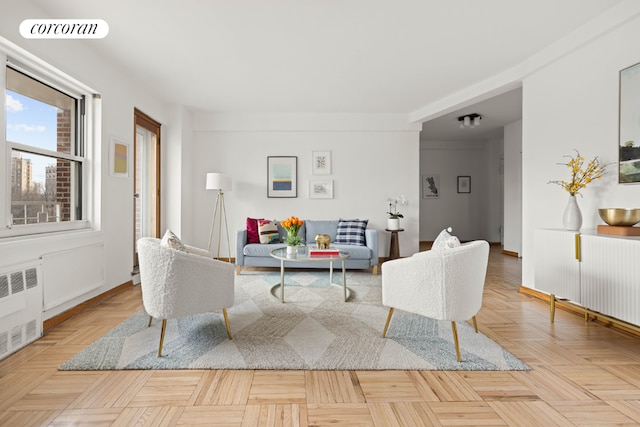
563,195,582,231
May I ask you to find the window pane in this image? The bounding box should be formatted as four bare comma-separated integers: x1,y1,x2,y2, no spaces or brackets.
6,68,75,155
10,150,80,225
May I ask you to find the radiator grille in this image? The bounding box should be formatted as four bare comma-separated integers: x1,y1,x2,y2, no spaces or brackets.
10,271,24,294
25,268,38,289
0,331,7,355
0,262,42,360
0,275,8,298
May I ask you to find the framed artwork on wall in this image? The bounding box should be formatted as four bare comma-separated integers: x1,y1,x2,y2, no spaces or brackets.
267,156,297,198
312,150,331,175
309,180,333,199
422,174,440,198
457,176,471,193
619,61,640,183
109,137,129,177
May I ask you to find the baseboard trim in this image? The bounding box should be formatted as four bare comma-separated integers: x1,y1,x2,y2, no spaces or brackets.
43,280,134,332
519,285,640,338
502,250,519,257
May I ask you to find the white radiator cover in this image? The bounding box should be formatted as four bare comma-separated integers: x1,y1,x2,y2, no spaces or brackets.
0,260,42,360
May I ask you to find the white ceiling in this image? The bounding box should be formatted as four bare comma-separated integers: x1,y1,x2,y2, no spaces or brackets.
28,0,619,124
420,87,522,142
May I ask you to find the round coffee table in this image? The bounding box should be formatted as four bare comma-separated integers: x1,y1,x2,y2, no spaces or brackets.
269,247,351,303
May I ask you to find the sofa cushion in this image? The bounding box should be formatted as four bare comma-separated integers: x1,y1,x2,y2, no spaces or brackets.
244,243,286,257
246,217,263,244
331,244,372,260
258,219,280,244
335,219,368,246
305,220,339,243
432,227,460,251
160,229,186,251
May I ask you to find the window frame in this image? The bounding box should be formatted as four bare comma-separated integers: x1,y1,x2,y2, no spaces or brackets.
0,41,99,238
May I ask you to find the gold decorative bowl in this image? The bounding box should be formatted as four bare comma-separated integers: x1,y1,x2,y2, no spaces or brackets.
598,208,640,226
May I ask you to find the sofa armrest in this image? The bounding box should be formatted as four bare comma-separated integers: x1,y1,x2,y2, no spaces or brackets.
365,229,379,266
236,229,247,266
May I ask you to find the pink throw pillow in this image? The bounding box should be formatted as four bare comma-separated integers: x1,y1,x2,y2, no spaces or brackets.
246,217,263,244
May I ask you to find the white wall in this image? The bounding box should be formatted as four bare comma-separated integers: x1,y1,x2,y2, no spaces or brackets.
189,113,422,259
522,13,640,289
419,139,502,242
503,120,522,255
0,4,179,319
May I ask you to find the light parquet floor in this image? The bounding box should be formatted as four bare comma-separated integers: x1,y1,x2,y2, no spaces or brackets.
2,247,640,426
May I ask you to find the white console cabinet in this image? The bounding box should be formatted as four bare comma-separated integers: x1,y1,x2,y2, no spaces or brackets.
534,228,640,327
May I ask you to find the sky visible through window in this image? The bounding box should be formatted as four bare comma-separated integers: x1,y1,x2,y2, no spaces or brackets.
6,90,58,184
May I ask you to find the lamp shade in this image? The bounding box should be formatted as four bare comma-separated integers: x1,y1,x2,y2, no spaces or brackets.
206,173,232,191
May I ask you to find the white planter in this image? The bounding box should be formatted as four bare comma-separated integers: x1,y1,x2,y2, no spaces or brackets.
387,218,400,230
286,245,298,257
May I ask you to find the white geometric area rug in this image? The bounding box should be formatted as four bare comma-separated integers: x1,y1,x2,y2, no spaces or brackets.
59,271,529,371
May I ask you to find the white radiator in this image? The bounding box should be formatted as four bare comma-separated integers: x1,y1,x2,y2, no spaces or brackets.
0,260,42,360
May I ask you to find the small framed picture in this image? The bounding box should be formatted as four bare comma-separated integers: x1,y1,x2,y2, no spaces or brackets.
110,137,129,177
267,156,297,198
309,179,334,199
422,174,440,198
312,150,331,175
457,176,471,193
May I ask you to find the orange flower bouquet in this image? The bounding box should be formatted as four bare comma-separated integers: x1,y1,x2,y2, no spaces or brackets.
280,216,304,246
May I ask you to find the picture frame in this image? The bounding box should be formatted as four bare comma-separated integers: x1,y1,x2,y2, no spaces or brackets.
457,176,471,193
267,156,297,197
422,174,440,198
312,150,331,175
109,137,129,177
309,179,334,199
619,61,640,183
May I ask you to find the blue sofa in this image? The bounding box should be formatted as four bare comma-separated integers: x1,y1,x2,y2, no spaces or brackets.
236,219,379,274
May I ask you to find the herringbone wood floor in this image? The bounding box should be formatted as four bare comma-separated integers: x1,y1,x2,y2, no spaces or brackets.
2,247,640,426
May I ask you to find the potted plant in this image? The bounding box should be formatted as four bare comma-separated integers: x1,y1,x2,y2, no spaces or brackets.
548,150,607,231
387,196,408,230
280,216,304,255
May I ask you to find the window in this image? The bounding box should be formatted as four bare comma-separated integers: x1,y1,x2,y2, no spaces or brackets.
1,49,95,237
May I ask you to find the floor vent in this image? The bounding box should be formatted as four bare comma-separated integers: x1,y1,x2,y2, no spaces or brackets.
0,262,43,360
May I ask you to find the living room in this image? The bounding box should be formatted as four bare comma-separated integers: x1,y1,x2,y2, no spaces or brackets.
0,1,637,319
1,0,640,424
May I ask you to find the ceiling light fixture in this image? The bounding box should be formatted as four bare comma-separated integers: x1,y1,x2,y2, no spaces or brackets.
458,113,481,129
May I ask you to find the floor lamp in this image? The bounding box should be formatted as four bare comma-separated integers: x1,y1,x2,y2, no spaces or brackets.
206,172,232,262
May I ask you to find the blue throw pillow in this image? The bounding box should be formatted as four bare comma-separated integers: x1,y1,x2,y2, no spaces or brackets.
335,219,368,246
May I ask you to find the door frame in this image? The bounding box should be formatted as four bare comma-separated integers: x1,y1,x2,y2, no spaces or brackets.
133,108,161,268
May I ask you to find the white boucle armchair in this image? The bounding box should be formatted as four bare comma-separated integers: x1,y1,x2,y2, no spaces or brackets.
381,240,490,362
137,237,235,357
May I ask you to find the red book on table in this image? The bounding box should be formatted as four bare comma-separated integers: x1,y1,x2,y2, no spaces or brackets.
309,249,340,257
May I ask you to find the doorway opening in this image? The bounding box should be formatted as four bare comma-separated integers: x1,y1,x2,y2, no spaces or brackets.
133,108,161,271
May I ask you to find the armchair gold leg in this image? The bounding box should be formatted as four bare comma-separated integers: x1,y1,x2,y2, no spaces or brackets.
372,265,378,275
148,316,153,327
472,316,478,333
223,308,232,340
451,321,461,362
158,319,167,358
382,307,394,338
